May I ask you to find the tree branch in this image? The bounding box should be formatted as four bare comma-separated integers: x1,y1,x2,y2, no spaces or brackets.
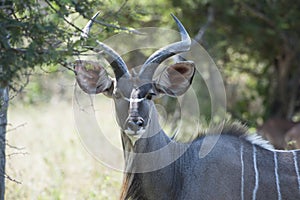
115,0,129,16
44,0,84,33
194,6,214,44
6,152,28,158
6,123,27,135
93,19,144,35
3,172,21,185
58,60,76,74
240,2,275,28
240,2,290,45
45,0,142,35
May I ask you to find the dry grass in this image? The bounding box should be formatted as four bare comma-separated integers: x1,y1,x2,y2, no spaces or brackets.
6,77,124,199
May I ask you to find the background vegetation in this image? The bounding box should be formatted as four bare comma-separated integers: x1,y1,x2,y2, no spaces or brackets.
1,0,300,198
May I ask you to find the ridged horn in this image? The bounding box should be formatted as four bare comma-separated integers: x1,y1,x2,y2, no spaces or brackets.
82,12,130,80
139,14,191,79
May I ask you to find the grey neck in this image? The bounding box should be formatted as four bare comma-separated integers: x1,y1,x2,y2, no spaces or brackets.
120,107,184,200
120,128,181,200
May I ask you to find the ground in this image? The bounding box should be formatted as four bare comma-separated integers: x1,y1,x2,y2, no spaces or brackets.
6,76,123,199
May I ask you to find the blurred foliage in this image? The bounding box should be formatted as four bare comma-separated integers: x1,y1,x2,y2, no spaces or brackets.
0,0,134,89
169,0,300,124
1,0,300,125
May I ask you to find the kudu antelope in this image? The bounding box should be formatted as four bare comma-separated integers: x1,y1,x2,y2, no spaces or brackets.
74,14,300,200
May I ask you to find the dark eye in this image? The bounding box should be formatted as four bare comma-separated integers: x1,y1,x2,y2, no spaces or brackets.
113,89,122,99
145,92,155,100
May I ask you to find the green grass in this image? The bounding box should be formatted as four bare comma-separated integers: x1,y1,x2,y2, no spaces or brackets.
6,90,123,199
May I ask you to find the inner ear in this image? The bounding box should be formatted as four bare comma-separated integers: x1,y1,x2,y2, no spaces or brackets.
169,64,190,74
166,61,195,81
74,60,113,95
155,61,195,96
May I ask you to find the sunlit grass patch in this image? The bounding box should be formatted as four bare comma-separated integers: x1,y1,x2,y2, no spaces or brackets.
6,94,123,199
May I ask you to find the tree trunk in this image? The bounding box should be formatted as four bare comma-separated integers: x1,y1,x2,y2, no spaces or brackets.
270,44,295,119
0,86,8,200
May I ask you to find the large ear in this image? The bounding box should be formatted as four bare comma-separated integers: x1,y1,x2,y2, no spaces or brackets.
74,60,113,95
154,61,195,96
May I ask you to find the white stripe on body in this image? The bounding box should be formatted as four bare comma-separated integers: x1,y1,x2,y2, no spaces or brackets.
252,145,259,200
274,151,281,200
292,150,300,193
240,143,244,200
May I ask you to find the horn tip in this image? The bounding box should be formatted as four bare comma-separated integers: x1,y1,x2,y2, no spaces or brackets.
170,14,185,32
170,13,179,22
92,11,101,20
81,12,101,38
170,13,191,46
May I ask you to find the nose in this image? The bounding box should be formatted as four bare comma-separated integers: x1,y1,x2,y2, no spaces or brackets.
127,117,144,132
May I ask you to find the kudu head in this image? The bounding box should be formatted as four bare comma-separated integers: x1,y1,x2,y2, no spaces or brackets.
75,14,195,146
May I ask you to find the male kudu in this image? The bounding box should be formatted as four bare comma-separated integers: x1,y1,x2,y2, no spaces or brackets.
74,13,300,200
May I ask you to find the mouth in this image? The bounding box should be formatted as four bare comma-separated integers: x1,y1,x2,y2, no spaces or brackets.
124,127,146,136
124,128,146,145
